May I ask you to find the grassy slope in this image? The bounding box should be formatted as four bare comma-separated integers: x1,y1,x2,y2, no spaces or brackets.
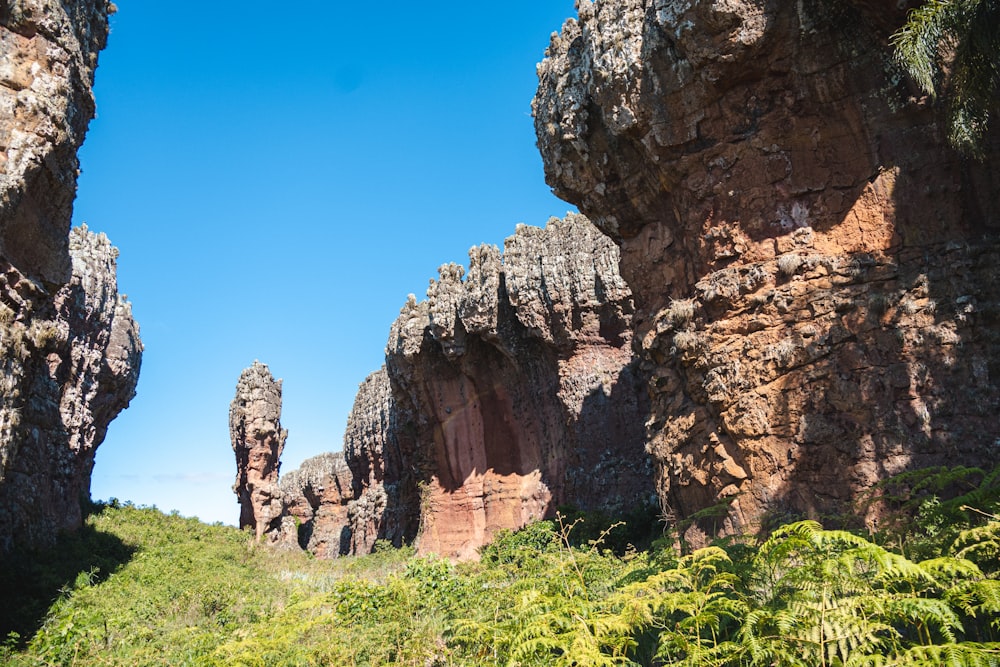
1,467,999,666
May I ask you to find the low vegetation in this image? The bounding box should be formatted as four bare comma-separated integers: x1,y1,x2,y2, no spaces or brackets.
2,467,998,666
892,0,999,157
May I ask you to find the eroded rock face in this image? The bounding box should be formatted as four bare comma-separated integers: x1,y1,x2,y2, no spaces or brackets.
534,0,1000,542
0,1,141,552
266,368,410,557
277,452,354,557
0,226,141,551
230,361,287,540
340,366,412,555
0,0,114,288
385,214,651,559
273,215,654,560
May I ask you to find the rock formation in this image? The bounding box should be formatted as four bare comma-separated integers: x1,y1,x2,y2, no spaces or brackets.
0,0,114,288
277,451,355,557
338,366,410,555
0,226,140,551
386,214,651,559
264,368,405,558
533,0,1000,543
0,0,141,552
230,361,287,540
274,215,654,560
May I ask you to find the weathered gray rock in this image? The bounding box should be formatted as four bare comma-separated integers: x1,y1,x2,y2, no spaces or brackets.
534,0,1000,543
0,0,140,552
0,226,140,551
230,361,287,539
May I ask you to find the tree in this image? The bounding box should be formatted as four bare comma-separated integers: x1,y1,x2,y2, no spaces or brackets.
892,0,1000,157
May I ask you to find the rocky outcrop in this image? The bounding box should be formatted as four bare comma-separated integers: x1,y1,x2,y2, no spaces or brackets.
339,366,411,555
0,0,140,552
260,368,408,557
230,362,287,540
383,214,651,559
534,0,1000,543
273,214,654,560
277,452,355,557
0,226,140,551
1,0,114,288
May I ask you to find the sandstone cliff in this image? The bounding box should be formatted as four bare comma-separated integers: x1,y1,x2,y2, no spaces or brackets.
0,0,140,552
275,215,654,560
230,361,287,540
387,214,651,558
533,0,1000,543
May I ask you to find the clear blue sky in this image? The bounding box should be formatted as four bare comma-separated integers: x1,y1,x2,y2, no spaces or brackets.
77,1,579,525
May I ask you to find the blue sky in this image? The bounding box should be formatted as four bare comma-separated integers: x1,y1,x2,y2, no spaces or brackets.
77,2,579,524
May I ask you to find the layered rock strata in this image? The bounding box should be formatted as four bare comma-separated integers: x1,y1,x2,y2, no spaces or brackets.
273,214,654,560
230,361,287,540
0,0,141,552
534,0,1000,543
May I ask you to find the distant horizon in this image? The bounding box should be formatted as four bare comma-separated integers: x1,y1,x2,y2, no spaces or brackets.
80,2,580,525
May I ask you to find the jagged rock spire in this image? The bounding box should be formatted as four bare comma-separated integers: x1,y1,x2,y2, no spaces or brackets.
230,361,286,539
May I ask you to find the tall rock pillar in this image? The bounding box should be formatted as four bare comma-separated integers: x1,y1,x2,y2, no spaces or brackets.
230,361,286,539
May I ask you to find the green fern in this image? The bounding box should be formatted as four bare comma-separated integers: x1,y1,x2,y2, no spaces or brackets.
892,0,1000,157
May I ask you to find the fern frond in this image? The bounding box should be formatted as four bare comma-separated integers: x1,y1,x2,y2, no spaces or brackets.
875,641,1000,667
953,520,1000,571
892,0,1000,156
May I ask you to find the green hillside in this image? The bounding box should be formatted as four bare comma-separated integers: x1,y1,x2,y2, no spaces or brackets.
2,467,999,666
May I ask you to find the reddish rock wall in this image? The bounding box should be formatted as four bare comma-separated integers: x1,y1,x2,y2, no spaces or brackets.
274,215,654,560
385,214,651,559
533,0,1000,543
